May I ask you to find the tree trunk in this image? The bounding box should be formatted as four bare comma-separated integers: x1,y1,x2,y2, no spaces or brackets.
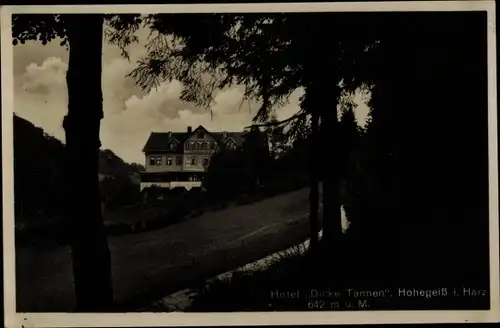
308,110,320,250
304,72,342,249
319,87,343,248
63,14,114,312
304,18,343,250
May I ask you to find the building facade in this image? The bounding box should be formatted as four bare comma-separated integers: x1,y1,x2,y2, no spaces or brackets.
140,125,247,191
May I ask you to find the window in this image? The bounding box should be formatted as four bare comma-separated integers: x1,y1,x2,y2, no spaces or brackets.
176,156,182,165
149,156,163,166
197,130,205,139
167,157,172,165
185,143,190,150
194,142,200,150
202,157,210,167
201,142,208,150
189,175,201,182
170,142,176,150
191,157,197,165
189,175,200,181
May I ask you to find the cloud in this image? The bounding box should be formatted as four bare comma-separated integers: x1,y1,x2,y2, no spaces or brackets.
14,57,69,141
13,53,303,165
102,55,146,113
12,29,369,165
13,40,68,76
100,80,303,164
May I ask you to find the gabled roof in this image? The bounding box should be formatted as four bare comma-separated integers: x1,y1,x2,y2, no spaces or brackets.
188,126,244,146
212,132,246,147
142,126,248,153
142,132,187,153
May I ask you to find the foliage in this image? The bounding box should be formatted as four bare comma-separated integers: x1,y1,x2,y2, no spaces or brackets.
168,13,490,311
340,12,489,285
203,127,296,199
106,13,381,129
13,114,66,224
106,12,382,247
100,175,141,210
13,115,142,225
13,11,490,310
11,13,147,224
240,128,273,187
12,13,153,311
12,14,68,47
202,148,248,199
12,13,144,48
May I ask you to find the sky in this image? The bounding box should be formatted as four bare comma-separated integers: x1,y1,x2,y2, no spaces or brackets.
13,25,370,165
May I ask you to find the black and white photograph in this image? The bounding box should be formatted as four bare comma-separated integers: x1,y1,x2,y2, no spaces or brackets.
2,1,499,326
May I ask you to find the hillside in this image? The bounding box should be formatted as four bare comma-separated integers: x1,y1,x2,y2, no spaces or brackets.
13,114,144,225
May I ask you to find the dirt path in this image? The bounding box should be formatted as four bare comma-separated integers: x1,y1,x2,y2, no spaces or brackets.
16,188,312,312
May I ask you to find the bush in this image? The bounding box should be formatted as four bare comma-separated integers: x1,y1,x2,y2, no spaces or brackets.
101,175,141,209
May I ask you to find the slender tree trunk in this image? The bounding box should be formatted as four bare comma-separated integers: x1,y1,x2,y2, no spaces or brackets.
304,71,342,249
320,87,343,248
304,18,343,250
308,110,320,250
63,14,114,312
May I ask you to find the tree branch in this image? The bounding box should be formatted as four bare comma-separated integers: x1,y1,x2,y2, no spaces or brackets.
245,111,308,129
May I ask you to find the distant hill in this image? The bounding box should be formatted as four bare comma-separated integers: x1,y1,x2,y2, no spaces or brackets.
13,114,144,225
98,148,144,177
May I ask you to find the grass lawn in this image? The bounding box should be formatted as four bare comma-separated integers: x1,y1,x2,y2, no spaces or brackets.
16,188,312,312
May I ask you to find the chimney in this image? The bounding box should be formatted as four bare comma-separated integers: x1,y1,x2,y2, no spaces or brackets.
187,126,192,133
222,131,227,138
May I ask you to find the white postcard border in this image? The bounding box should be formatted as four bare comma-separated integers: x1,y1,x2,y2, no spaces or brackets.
2,1,498,327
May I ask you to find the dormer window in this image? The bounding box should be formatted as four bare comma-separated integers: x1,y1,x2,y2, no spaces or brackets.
197,130,205,139
226,139,235,150
170,142,176,150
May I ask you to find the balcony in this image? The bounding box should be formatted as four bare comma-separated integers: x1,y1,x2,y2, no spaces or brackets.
140,181,202,191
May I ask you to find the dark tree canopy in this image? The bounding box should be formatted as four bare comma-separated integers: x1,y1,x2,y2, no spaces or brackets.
12,14,68,46
104,13,381,129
